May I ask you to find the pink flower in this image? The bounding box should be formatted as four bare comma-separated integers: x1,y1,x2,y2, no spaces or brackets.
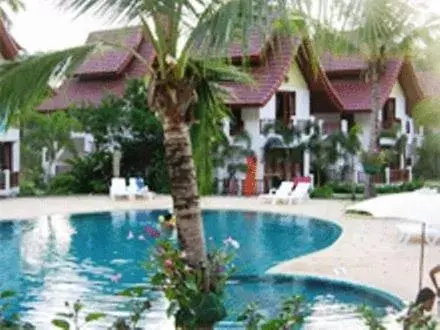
145,226,160,238
164,259,173,268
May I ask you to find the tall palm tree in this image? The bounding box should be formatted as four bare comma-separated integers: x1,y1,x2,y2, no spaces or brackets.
0,0,299,267
298,0,439,198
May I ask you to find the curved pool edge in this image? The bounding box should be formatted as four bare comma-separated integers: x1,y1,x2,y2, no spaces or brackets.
217,273,406,329
265,272,406,309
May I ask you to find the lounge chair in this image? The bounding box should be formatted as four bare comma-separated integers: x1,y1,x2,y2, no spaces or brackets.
258,181,294,205
397,223,440,245
128,177,155,200
109,178,130,200
288,182,311,204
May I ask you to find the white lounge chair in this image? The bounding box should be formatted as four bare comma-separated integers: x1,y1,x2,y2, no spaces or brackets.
397,223,440,245
110,178,130,200
258,181,294,205
127,177,154,200
288,182,311,204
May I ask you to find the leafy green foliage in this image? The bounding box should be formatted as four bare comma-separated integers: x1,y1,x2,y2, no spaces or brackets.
22,111,81,181
113,286,152,329
0,290,35,329
357,305,386,330
414,133,440,180
52,300,105,330
70,79,170,194
238,296,308,329
148,235,238,327
310,185,333,199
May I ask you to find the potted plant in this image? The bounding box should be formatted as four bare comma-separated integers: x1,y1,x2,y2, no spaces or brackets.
361,150,386,175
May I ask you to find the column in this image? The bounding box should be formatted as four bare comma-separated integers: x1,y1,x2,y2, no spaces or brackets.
385,167,390,185
303,150,310,177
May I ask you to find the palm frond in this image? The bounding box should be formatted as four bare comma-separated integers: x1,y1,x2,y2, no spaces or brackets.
0,45,94,121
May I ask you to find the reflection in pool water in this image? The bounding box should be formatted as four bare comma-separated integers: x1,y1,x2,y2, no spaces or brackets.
0,210,400,328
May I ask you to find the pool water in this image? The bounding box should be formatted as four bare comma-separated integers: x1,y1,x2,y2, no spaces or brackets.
0,209,400,328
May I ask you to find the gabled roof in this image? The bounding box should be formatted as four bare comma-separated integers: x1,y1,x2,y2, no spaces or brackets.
222,36,344,109
321,55,424,113
39,26,343,112
38,27,155,111
417,72,440,98
0,18,21,60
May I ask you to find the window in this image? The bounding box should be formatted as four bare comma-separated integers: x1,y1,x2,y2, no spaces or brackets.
340,113,355,131
229,108,244,136
275,92,296,125
382,98,396,129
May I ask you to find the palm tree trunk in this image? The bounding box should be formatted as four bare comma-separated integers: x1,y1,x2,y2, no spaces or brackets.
162,115,207,267
364,64,381,199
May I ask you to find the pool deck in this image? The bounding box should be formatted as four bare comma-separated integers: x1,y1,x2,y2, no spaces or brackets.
0,194,436,304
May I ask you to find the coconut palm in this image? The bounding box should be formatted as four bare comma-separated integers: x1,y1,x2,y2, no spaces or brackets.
0,0,302,271
298,0,439,198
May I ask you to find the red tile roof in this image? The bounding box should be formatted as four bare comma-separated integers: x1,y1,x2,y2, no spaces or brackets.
416,72,440,98
0,18,21,60
320,56,419,112
38,28,155,111
38,27,343,112
74,27,143,78
222,36,299,106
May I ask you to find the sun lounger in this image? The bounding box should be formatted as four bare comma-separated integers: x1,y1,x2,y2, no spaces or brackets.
288,182,311,204
109,178,130,200
397,223,440,245
258,181,294,205
127,177,154,200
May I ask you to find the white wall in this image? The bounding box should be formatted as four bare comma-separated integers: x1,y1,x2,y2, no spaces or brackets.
219,61,312,183
0,128,19,143
278,61,311,119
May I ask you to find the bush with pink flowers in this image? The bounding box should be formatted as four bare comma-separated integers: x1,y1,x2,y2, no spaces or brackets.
148,236,239,328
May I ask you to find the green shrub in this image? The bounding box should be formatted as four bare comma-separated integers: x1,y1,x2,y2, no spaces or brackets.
18,179,45,197
47,173,76,195
310,185,333,199
328,182,363,194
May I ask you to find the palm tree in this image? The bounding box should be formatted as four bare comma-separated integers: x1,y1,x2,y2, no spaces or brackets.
0,0,299,271
337,124,362,199
261,120,302,181
299,0,439,198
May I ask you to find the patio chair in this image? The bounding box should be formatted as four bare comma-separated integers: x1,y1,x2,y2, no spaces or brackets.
127,177,155,200
258,181,294,205
288,182,311,204
109,178,130,200
396,223,440,245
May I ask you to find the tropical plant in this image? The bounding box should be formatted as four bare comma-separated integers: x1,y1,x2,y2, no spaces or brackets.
414,132,440,180
237,296,308,330
261,120,302,181
52,300,105,330
0,290,35,329
213,130,254,194
301,0,440,198
337,124,363,199
148,233,239,328
301,120,339,187
22,111,81,181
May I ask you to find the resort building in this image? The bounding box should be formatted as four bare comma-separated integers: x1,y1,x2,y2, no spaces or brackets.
37,26,426,192
316,55,425,184
0,19,21,196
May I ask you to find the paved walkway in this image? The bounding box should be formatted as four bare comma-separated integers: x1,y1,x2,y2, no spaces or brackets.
0,195,436,303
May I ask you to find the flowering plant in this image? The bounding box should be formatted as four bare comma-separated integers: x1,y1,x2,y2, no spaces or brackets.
148,236,239,328
361,150,386,174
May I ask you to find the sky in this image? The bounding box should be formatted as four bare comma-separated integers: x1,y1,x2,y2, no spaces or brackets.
8,0,440,53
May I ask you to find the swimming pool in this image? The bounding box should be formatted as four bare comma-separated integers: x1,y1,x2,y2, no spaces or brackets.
0,209,401,328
